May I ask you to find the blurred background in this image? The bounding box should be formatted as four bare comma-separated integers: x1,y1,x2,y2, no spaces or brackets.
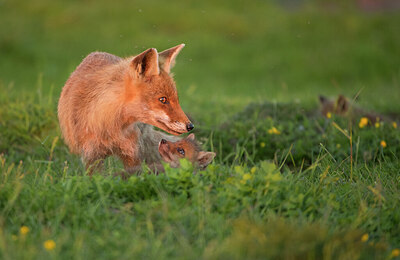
1,0,399,123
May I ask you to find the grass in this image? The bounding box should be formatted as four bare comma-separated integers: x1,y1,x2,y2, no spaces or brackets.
1,0,400,259
1,87,399,259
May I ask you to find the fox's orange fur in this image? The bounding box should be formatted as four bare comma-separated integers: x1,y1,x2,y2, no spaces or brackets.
58,44,193,173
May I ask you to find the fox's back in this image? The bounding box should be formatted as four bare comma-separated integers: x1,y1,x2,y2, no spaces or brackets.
58,52,123,152
62,52,121,91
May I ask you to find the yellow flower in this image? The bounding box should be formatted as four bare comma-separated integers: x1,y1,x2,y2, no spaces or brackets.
380,140,387,148
20,226,29,235
375,122,380,128
250,167,256,174
361,233,369,242
260,142,266,148
243,173,252,181
44,240,56,251
391,249,400,257
359,117,368,128
393,122,397,129
268,127,281,135
326,112,332,119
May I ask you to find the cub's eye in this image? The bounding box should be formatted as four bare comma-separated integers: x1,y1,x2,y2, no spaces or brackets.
159,97,168,104
177,148,185,156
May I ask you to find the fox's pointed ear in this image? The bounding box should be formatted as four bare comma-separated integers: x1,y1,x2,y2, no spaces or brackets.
336,95,349,113
187,133,195,140
319,95,327,104
158,44,185,74
197,151,216,168
131,48,160,78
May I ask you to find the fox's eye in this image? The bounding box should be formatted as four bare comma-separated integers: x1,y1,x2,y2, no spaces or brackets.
177,148,185,156
159,97,168,104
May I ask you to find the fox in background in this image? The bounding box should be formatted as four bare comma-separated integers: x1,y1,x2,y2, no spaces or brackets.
58,44,194,174
319,94,393,125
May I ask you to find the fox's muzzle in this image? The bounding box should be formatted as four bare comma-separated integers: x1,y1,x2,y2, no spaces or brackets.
186,122,194,132
160,120,193,135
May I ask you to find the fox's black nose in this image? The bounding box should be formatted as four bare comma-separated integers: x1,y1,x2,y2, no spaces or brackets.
161,139,167,144
186,122,194,132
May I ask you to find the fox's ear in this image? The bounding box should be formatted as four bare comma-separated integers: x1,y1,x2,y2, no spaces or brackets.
197,151,216,168
336,95,349,113
131,48,160,78
319,95,328,104
187,133,195,140
159,44,185,74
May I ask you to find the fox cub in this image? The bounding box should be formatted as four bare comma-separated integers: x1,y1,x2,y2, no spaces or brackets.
158,133,216,170
58,44,194,174
115,126,215,178
319,94,386,124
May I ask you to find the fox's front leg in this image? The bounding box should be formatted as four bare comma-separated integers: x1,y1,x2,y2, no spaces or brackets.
118,152,142,174
81,140,109,176
116,130,143,174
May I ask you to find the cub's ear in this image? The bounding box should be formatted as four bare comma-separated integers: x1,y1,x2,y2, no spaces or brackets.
187,133,195,140
336,95,349,113
131,48,160,78
159,44,185,74
319,95,328,104
197,151,216,168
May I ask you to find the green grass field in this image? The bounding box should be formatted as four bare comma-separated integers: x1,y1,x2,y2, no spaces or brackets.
1,0,400,259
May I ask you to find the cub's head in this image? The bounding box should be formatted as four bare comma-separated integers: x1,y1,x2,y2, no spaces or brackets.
158,133,216,170
319,94,349,117
125,44,193,135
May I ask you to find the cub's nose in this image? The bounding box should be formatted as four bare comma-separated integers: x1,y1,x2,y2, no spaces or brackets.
160,139,167,144
186,122,194,132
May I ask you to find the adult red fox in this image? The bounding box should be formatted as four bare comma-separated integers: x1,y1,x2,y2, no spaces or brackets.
58,44,193,173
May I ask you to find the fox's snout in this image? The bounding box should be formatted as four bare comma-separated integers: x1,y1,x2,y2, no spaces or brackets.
186,122,194,132
159,116,193,135
159,139,170,151
158,139,174,164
